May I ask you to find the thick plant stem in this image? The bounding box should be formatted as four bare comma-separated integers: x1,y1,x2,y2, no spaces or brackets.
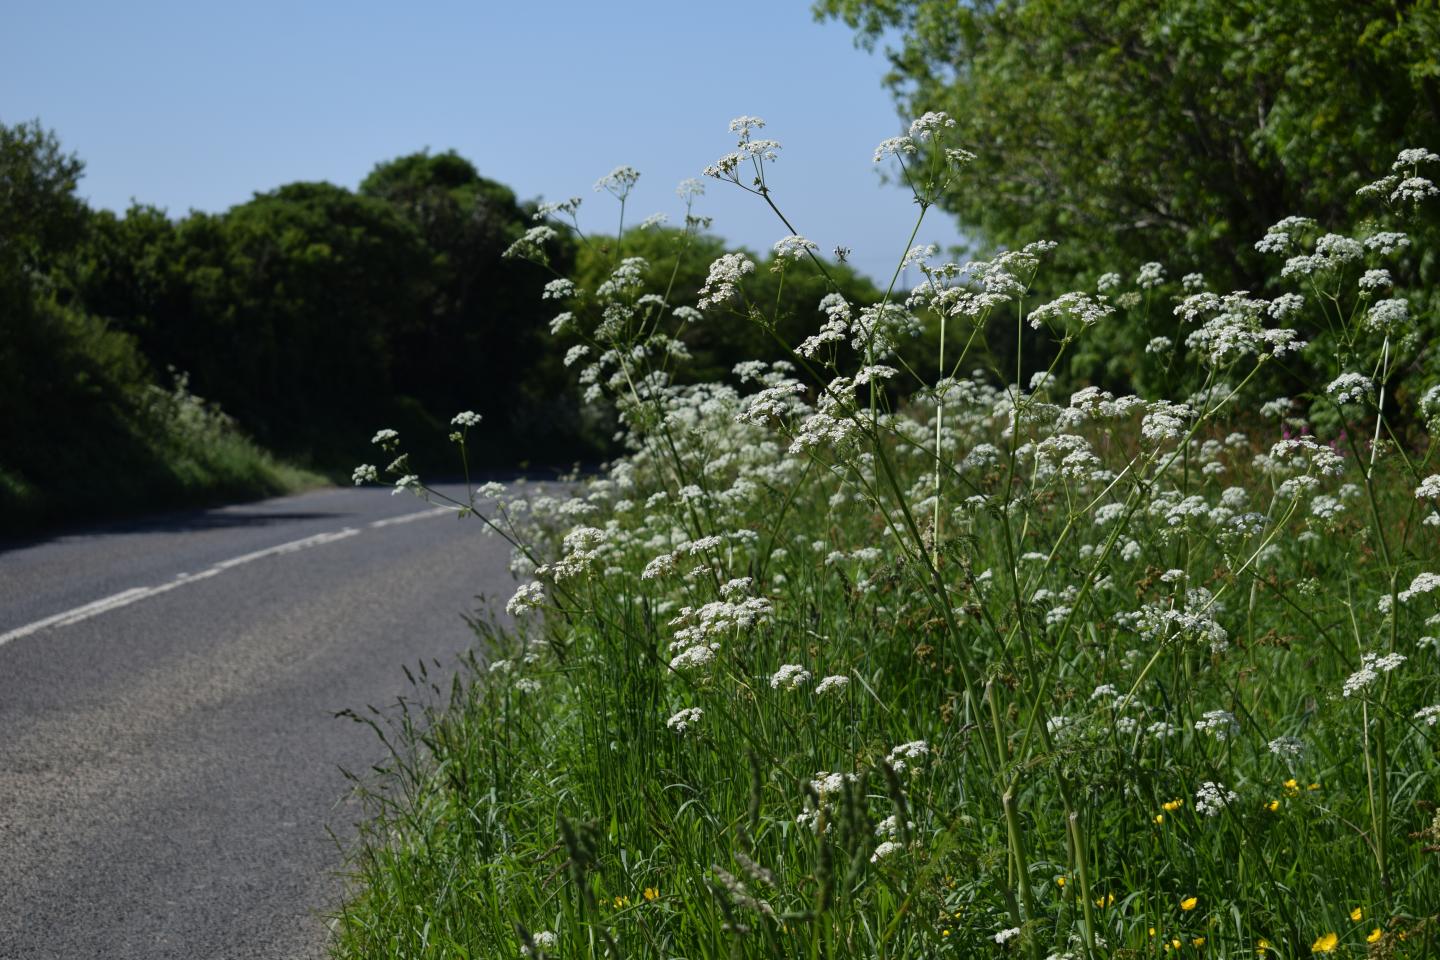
1066,804,1098,956
1002,787,1040,959
989,684,1039,959
932,311,946,569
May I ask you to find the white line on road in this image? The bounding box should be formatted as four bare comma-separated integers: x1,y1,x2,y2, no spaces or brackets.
0,522,386,649
368,506,453,528
211,527,361,570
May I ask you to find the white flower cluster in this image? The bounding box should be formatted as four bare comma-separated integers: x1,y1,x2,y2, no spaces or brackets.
666,707,703,734
1399,572,1440,603
667,595,773,671
1194,709,1239,741
505,581,545,617
502,225,558,261
697,253,755,310
873,136,916,163
533,197,580,221
1137,261,1165,289
1365,231,1410,255
1141,400,1198,443
1194,780,1239,817
874,813,915,838
1027,292,1114,330
770,663,811,690
807,770,857,806
594,165,640,199
908,111,955,140
1177,292,1306,366
870,840,902,863
772,234,819,263
538,526,608,581
1366,298,1410,333
1268,735,1307,760
523,930,557,956
1359,268,1392,290
1266,437,1345,480
1326,373,1373,405
1342,652,1406,697
703,116,781,180
541,278,574,300
886,739,929,773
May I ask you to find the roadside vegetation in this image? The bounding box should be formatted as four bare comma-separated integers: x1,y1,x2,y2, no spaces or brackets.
331,114,1440,959
0,122,320,535
0,120,877,535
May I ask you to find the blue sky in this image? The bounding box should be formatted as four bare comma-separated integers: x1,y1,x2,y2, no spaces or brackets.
4,0,969,283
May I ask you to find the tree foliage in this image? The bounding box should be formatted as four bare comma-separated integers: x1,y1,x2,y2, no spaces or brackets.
70,150,583,469
359,151,579,465
816,0,1440,288
0,121,309,533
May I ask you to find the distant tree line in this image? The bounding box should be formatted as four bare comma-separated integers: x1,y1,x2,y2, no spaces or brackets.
0,120,879,530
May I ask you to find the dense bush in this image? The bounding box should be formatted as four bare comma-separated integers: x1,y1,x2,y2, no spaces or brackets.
0,121,315,534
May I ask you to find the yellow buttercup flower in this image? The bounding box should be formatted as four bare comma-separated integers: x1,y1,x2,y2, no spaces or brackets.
1193,936,1206,946
1094,892,1115,908
1256,936,1272,955
1265,799,1280,812
1154,813,1165,824
1367,928,1382,943
1310,931,1338,953
1283,778,1299,793
643,887,659,902
1180,896,1199,911
1349,907,1362,921
1163,798,1184,811
1056,876,1067,887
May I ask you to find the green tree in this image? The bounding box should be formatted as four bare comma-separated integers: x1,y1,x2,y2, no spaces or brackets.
78,184,430,463
0,121,306,532
816,0,1440,288
359,150,575,465
0,119,87,279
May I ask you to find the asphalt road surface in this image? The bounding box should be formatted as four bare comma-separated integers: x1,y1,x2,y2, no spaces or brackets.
0,484,520,959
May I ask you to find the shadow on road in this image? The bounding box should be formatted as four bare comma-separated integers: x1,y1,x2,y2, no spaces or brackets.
0,505,348,554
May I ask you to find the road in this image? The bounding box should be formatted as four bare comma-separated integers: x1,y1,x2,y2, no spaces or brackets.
0,483,519,959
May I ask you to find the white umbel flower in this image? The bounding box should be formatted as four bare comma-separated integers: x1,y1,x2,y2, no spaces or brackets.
870,840,902,863
770,664,812,690
667,707,703,734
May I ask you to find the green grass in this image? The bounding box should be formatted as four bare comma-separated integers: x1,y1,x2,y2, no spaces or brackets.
0,368,325,537
329,129,1440,959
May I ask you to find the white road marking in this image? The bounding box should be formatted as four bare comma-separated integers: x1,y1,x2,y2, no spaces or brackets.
0,525,370,649
211,527,360,570
368,506,453,528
